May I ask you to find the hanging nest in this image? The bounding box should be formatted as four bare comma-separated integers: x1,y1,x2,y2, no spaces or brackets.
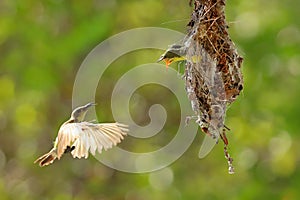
184,0,244,174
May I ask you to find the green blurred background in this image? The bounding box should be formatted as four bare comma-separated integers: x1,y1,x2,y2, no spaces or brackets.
0,0,300,199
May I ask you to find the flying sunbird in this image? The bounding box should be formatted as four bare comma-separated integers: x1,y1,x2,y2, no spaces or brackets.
34,103,128,167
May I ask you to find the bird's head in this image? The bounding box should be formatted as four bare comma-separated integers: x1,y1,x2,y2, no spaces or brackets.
70,102,96,122
157,44,186,68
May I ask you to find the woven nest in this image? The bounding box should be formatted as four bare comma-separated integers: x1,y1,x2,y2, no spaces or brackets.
184,0,243,174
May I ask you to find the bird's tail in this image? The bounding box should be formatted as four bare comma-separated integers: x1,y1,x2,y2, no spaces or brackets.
34,148,57,167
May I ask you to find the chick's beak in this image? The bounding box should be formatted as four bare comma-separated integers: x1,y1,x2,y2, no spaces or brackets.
157,56,164,63
164,59,173,68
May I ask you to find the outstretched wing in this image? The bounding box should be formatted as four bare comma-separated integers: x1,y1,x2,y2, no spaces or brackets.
56,122,128,159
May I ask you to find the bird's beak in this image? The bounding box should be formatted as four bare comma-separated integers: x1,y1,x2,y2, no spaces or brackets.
157,56,164,63
86,102,97,108
165,59,172,68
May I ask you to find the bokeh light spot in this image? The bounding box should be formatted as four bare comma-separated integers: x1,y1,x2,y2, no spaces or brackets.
149,167,174,190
